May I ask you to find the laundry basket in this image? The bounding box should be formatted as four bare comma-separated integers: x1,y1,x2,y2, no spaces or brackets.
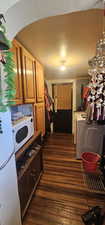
81,152,100,173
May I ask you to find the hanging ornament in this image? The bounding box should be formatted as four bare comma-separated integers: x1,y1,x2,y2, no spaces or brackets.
87,1,105,122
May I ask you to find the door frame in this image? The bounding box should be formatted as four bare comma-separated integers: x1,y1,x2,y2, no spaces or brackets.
52,82,73,133
45,79,77,134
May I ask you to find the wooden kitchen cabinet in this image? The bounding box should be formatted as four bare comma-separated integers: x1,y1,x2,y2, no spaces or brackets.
16,133,43,219
36,103,45,135
11,39,45,138
36,60,44,102
18,150,42,218
11,39,45,106
11,39,23,104
22,48,36,103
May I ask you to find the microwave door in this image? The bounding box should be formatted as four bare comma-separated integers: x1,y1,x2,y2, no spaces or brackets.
13,125,28,152
12,116,34,153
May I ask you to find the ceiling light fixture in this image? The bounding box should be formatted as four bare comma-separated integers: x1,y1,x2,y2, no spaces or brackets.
61,65,66,71
60,46,66,58
60,60,66,71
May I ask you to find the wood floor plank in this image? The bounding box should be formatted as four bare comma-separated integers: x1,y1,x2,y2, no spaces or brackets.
23,133,105,225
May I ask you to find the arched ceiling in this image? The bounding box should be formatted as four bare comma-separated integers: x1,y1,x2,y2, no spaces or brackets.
3,0,102,39
16,9,103,80
0,0,103,80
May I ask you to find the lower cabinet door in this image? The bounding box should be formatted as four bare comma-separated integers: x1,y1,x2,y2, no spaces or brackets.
18,150,42,218
31,150,42,181
18,169,30,216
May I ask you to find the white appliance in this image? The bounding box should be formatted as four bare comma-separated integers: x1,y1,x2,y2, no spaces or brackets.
76,119,105,159
12,116,34,153
0,110,21,225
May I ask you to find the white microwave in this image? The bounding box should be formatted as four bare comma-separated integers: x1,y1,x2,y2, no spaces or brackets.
12,116,34,153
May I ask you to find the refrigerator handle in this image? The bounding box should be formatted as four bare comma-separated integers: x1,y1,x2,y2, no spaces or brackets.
0,148,15,170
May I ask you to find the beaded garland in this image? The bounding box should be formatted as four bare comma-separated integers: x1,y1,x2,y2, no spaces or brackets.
88,72,105,121
0,24,16,112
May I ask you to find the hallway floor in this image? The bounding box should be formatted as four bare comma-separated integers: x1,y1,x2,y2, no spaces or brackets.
23,133,105,225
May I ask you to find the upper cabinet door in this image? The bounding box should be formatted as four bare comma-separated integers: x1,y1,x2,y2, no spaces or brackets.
36,103,45,135
22,48,36,103
11,39,23,105
36,61,44,103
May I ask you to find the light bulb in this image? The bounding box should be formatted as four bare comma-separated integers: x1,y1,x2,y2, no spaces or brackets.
61,65,66,71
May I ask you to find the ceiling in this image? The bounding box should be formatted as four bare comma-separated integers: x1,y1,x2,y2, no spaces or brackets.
16,9,103,80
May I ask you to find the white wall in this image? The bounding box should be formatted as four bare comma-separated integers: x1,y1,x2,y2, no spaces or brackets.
0,0,20,13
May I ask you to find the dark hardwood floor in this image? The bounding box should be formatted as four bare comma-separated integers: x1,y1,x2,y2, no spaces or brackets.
23,133,105,225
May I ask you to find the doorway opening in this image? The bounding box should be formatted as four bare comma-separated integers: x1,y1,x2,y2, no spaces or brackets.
52,83,73,133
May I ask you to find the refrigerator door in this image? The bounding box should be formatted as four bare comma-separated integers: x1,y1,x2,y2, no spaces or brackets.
0,154,21,225
0,110,14,166
0,110,21,225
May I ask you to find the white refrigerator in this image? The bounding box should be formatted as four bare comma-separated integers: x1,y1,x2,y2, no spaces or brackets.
0,110,21,225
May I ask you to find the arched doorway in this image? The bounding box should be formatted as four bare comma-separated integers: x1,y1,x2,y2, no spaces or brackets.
0,1,101,225
4,0,99,39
